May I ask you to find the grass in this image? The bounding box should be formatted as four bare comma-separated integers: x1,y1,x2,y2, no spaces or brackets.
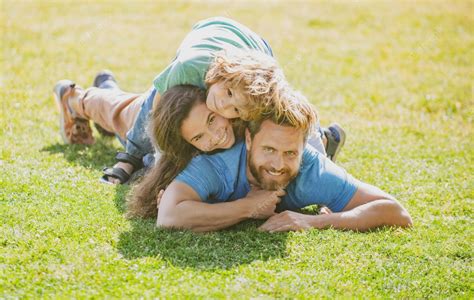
1,0,473,298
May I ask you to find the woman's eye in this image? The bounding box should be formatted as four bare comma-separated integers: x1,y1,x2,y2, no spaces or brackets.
227,89,233,97
209,115,215,125
234,108,240,114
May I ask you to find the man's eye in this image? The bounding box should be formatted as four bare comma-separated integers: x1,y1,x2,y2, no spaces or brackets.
234,107,240,114
264,147,274,153
227,89,233,97
286,151,297,157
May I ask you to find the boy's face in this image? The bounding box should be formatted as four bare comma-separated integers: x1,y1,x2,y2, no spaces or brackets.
180,102,235,152
206,81,248,119
245,120,305,190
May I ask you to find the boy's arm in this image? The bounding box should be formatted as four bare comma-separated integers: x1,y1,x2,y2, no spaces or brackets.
157,181,283,232
259,181,412,232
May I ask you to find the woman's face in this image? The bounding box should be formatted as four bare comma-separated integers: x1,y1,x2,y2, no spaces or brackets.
180,102,236,152
206,81,248,119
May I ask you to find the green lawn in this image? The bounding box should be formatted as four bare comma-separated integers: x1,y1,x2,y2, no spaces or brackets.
1,0,473,298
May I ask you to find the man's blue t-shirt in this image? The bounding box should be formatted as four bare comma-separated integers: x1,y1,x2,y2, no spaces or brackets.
175,142,358,212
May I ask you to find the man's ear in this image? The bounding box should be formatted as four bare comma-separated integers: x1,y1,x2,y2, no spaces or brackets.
245,128,251,151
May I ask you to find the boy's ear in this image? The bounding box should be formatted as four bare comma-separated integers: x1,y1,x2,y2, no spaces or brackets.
245,128,251,151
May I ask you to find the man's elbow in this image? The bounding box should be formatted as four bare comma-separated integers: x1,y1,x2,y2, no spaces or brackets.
157,215,175,229
156,212,185,230
388,200,413,228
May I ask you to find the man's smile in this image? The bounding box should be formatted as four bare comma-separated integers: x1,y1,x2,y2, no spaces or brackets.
266,169,284,176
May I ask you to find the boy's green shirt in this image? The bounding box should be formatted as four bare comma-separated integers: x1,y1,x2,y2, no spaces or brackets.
153,17,273,95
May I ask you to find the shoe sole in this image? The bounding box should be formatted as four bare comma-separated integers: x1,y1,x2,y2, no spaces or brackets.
93,70,117,88
53,80,75,144
53,80,95,145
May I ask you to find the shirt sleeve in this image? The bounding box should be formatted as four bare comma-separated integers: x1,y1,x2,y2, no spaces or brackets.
174,156,223,202
153,57,207,94
286,152,358,212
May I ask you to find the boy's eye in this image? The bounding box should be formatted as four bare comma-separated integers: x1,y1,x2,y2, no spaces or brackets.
209,115,215,125
227,89,232,97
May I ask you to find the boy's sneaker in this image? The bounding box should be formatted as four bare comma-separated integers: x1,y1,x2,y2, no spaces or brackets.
53,80,95,145
324,123,346,162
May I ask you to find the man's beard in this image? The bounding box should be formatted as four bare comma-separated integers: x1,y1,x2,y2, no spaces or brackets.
248,152,298,191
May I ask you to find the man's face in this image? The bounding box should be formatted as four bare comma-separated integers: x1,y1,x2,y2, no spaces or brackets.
246,120,305,190
206,81,248,119
181,102,235,152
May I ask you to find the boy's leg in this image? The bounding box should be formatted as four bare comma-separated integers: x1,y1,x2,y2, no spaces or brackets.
323,123,346,162
56,80,147,143
307,127,327,155
307,123,346,162
73,87,145,140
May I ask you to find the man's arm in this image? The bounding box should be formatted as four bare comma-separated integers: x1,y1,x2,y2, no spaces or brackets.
259,181,412,232
157,181,283,232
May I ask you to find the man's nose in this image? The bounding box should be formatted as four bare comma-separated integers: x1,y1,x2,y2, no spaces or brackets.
270,155,285,171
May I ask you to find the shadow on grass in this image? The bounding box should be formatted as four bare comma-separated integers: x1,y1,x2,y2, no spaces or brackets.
41,138,288,269
113,189,289,270
117,219,289,270
41,137,120,170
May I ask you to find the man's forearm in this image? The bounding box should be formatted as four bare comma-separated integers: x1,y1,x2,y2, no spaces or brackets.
157,199,250,232
309,199,412,232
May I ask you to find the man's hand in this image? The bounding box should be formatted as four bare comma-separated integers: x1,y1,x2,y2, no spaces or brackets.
258,210,313,232
241,186,285,219
107,161,134,184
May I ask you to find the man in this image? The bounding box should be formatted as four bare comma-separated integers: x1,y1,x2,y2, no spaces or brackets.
157,92,412,232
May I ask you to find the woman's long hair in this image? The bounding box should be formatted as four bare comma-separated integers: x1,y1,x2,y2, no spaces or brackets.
126,85,246,218
126,85,205,218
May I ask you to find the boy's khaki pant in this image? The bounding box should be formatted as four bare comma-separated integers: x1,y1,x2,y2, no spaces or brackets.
74,87,146,140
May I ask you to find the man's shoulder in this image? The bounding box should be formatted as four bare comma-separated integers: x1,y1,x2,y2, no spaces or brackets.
300,145,323,170
290,145,327,188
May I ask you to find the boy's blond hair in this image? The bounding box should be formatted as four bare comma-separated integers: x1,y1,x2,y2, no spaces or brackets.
206,49,317,136
205,49,288,121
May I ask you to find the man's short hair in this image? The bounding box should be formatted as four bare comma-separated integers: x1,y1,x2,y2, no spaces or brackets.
247,87,318,143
